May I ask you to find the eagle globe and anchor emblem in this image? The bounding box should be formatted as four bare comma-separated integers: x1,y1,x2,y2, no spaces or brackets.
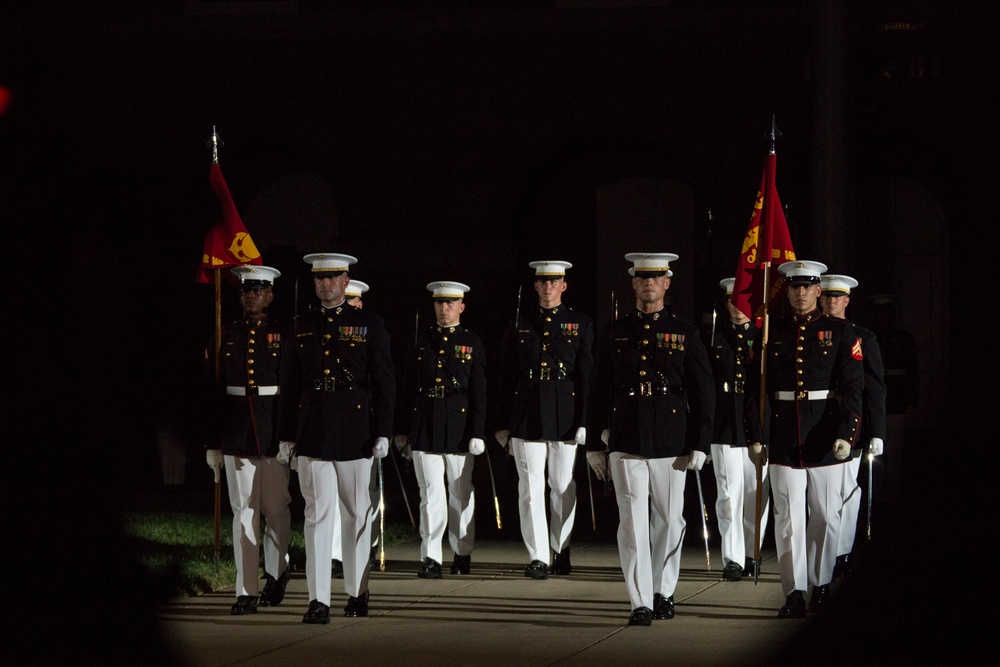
228,232,260,264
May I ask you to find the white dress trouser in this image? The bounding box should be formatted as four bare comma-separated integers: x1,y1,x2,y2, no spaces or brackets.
610,452,687,610
770,464,844,596
331,461,383,558
710,444,770,567
510,438,578,563
837,456,863,557
224,455,291,597
412,450,476,563
330,487,342,561
298,456,375,603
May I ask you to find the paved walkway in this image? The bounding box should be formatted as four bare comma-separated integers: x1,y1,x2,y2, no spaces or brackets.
158,538,828,667
153,432,985,666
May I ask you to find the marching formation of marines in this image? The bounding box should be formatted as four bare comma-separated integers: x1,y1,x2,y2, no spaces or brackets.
204,250,903,625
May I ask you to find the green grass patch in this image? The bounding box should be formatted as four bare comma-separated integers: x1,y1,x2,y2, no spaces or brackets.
124,509,418,601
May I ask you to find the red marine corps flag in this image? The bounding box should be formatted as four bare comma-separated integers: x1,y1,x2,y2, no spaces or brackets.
195,129,261,284
731,146,796,327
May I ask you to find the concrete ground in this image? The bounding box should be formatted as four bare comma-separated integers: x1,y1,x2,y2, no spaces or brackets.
157,538,843,667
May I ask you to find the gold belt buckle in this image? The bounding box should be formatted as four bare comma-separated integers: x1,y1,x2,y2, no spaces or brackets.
539,367,551,381
796,390,808,401
431,386,445,398
639,381,653,397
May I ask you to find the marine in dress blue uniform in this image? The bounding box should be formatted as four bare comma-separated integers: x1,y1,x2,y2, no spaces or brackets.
327,278,371,579
395,282,487,578
205,265,292,615
707,278,769,582
818,274,887,579
745,261,864,618
496,261,594,578
277,253,395,624
587,253,715,626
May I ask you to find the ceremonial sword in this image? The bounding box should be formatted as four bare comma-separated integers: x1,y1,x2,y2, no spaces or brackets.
377,458,386,570
695,469,711,571
484,444,502,530
866,450,874,540
389,443,416,528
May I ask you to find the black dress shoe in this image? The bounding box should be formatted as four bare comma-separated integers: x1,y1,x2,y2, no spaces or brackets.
722,561,744,582
833,554,851,578
550,549,571,575
810,584,830,612
258,567,290,607
525,560,548,580
742,557,757,578
778,590,806,618
344,590,369,617
231,595,258,615
331,559,344,579
628,607,653,626
302,599,330,624
652,593,675,620
450,554,471,575
418,557,443,579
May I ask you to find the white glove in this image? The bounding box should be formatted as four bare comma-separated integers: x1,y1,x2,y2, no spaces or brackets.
601,429,610,445
687,450,707,471
468,438,485,455
832,438,852,460
289,455,298,471
573,427,586,446
495,430,510,448
277,441,295,465
373,436,389,459
748,443,767,466
868,437,884,457
587,450,609,481
206,449,223,483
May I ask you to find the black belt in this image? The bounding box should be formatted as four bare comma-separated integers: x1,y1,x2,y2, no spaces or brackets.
312,378,366,392
525,367,567,381
419,386,466,398
622,382,685,397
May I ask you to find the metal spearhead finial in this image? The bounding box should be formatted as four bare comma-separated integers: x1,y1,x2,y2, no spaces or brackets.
207,125,224,164
770,115,781,154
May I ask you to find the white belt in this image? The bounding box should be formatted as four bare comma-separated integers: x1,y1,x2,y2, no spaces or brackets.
775,390,830,401
226,385,280,396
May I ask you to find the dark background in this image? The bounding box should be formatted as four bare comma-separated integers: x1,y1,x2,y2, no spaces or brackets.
3,1,995,662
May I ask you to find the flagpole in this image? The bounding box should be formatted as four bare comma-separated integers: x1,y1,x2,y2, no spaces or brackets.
199,124,261,572
753,262,770,584
752,117,781,583
210,125,223,572
213,267,222,571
